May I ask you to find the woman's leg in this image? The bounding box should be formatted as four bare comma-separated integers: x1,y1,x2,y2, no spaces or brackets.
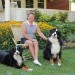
33,39,39,60
25,40,35,59
32,39,42,66
25,39,42,66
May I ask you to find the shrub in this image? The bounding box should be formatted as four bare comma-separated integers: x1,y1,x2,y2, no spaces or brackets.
0,21,55,49
50,12,68,22
34,9,42,21
60,22,75,40
36,22,55,48
0,21,22,50
38,13,50,22
48,22,75,41
66,34,75,42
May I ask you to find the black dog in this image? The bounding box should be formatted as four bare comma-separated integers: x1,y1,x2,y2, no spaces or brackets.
43,28,63,66
0,46,33,71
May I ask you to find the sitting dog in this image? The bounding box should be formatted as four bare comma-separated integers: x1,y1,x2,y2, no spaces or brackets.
43,28,63,66
0,46,33,71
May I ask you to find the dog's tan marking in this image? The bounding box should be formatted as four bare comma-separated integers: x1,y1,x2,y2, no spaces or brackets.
21,66,29,71
50,57,54,65
21,66,33,71
57,56,61,66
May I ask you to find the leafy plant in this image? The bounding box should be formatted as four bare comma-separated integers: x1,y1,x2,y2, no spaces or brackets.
50,12,68,22
71,0,75,3
48,21,75,41
0,21,55,49
36,22,55,48
34,9,42,21
66,34,75,42
38,13,50,22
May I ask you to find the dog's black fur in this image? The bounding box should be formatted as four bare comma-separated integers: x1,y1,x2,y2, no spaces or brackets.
43,28,63,65
0,46,31,70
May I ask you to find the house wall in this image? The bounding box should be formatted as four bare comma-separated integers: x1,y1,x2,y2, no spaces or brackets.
10,8,75,22
0,11,5,21
0,8,75,22
0,0,3,11
47,0,69,10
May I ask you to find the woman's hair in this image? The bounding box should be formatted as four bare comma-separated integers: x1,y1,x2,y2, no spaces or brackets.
28,13,34,16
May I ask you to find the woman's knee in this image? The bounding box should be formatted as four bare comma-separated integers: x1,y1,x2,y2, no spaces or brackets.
33,41,38,46
25,40,33,45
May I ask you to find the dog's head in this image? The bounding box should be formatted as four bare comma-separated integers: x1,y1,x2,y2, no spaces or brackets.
9,46,23,56
49,28,61,39
9,46,24,66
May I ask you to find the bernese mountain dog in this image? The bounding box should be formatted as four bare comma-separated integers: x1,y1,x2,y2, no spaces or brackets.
0,46,33,71
43,28,63,66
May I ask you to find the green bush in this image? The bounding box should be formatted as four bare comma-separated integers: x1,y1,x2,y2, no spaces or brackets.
36,22,55,48
0,22,14,50
60,22,75,40
34,9,42,21
50,12,68,22
0,21,55,50
66,34,75,42
48,22,75,41
38,13,50,22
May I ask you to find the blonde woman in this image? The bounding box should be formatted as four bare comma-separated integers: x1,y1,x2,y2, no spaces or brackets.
21,13,47,66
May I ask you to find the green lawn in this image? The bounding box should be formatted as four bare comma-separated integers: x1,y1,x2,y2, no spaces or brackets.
0,49,75,75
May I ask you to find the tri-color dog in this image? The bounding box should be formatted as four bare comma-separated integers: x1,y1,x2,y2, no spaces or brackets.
43,28,63,66
0,46,33,71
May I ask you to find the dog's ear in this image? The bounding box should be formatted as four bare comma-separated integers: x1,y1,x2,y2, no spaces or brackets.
49,28,56,35
57,31,61,38
50,28,56,33
18,46,23,51
17,46,23,56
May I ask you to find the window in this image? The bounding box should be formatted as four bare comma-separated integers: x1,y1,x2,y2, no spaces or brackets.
26,0,33,8
14,1,21,8
2,0,5,9
38,0,44,8
17,1,21,8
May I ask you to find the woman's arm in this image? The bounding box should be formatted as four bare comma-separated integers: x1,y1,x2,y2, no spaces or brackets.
21,23,32,41
36,25,47,40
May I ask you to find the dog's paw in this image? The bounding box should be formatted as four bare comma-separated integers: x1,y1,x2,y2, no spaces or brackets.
21,66,28,71
21,67,28,71
21,66,33,71
58,63,61,66
28,68,33,71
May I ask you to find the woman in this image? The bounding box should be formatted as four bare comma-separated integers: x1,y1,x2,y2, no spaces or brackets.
21,13,47,66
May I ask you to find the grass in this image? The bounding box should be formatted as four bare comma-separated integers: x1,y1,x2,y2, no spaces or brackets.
0,49,75,75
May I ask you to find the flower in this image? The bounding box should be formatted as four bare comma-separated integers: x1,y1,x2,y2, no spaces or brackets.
3,41,8,45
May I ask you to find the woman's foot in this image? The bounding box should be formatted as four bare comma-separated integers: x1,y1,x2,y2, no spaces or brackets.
33,60,42,66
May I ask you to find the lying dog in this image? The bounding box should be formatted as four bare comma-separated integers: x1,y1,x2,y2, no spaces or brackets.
0,46,33,71
43,28,63,66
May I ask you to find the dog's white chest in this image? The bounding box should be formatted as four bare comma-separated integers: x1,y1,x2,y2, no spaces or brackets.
51,43,60,54
13,55,23,66
49,37,60,57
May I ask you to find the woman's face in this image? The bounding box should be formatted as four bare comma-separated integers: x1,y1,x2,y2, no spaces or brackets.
28,14,34,22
